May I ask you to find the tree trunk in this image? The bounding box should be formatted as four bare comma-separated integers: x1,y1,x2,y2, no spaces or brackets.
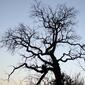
53,61,63,85
49,53,64,85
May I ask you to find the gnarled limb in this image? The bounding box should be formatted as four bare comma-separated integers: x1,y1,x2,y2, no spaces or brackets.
8,63,43,80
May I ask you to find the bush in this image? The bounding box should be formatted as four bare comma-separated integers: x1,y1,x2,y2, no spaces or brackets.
22,73,84,85
50,73,84,85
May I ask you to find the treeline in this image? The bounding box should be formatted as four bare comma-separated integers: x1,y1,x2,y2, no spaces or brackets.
25,73,84,85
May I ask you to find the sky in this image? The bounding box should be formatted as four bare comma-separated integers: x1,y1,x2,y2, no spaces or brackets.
0,0,85,85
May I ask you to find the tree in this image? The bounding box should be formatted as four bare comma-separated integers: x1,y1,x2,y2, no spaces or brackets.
1,1,85,85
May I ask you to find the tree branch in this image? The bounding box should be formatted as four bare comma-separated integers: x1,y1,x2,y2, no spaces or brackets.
58,50,85,62
58,41,85,50
8,63,43,80
37,54,53,65
36,71,48,85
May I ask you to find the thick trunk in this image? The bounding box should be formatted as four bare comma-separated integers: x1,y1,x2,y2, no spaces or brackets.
53,61,63,85
48,51,63,85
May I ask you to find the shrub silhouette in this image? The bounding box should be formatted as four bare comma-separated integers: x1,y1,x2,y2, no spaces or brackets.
21,73,84,85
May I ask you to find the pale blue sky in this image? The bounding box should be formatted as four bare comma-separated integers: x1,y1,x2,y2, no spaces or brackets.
0,0,85,84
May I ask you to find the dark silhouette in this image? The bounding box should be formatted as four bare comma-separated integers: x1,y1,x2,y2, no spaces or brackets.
1,1,85,85
52,73,84,85
19,73,84,85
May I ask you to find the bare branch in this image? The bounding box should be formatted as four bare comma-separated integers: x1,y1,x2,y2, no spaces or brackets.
36,71,48,85
78,60,85,71
58,50,85,62
58,41,85,50
37,54,53,65
8,63,43,80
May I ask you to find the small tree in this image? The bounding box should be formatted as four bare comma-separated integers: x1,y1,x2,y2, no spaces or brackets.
1,1,85,85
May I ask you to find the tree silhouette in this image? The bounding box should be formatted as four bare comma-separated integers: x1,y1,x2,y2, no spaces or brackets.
1,1,85,85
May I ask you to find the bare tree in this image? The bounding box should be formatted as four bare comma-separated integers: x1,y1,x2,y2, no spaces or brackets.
1,1,85,85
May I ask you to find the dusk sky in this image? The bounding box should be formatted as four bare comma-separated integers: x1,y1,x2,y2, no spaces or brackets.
0,0,85,85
